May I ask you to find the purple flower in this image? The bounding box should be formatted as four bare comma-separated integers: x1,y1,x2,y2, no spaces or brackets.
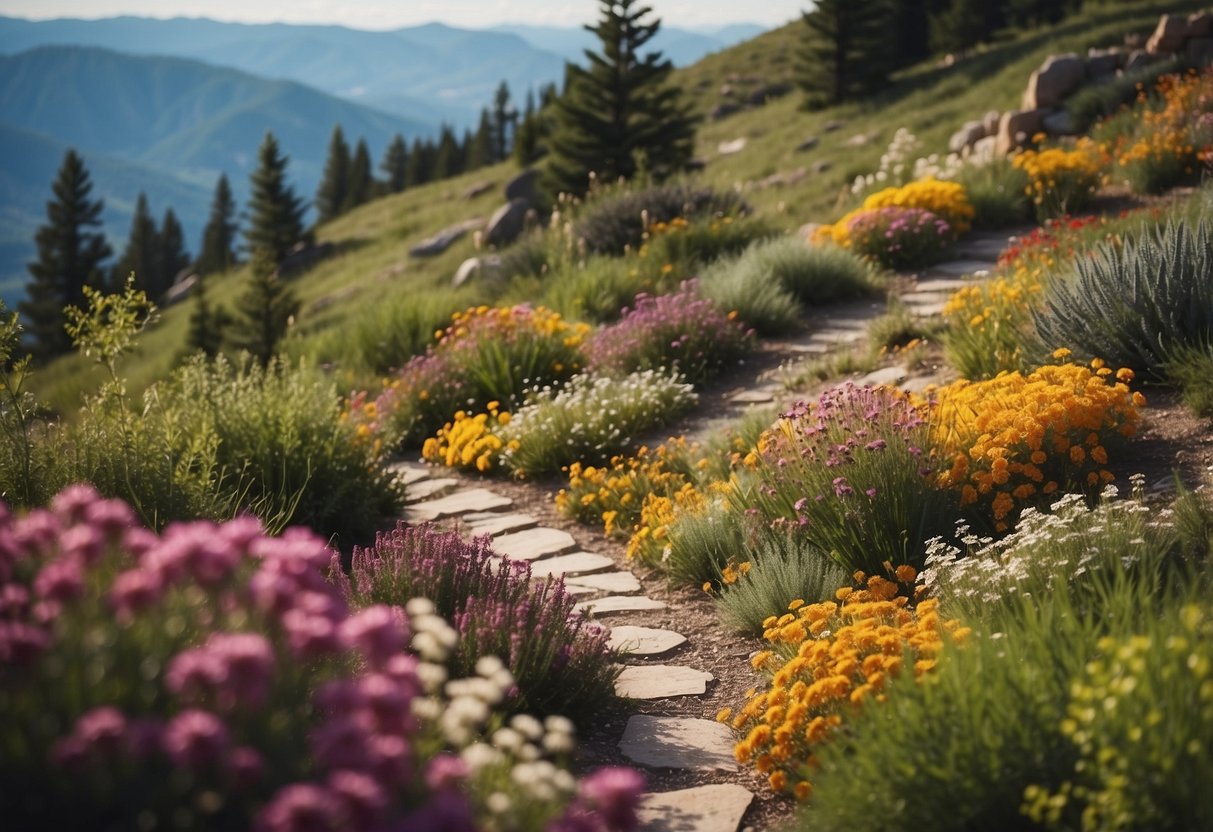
73,706,127,756
227,746,265,786
833,476,854,497
108,567,162,621
339,605,408,667
163,709,230,772
865,439,887,452
33,557,84,605
0,620,51,664
578,767,646,831
256,784,344,832
51,484,102,525
424,752,469,791
328,770,388,827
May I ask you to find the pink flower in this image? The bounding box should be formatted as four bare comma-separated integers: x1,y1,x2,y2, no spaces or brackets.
281,608,342,658
424,753,469,791
256,784,343,832
227,745,265,786
578,767,646,831
163,709,230,772
0,620,51,663
73,706,127,756
33,557,84,605
328,770,388,827
51,484,101,525
339,605,408,667
108,568,162,621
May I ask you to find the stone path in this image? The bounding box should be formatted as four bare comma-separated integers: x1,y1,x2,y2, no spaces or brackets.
386,232,1015,830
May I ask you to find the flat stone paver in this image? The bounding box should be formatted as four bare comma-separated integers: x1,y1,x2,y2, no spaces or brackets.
608,626,687,656
405,489,513,522
923,259,993,279
909,277,972,292
809,328,866,344
858,365,908,387
908,300,947,317
618,716,737,771
528,551,615,578
402,478,459,503
637,784,754,832
491,527,578,560
387,461,431,485
458,512,538,536
729,388,777,405
615,665,713,699
576,596,667,616
567,571,643,595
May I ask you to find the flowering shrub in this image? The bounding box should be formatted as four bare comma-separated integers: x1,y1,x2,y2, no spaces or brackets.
332,523,619,722
586,281,756,385
816,178,973,251
499,370,697,477
843,206,954,270
742,384,953,574
374,304,589,449
933,357,1145,532
1012,138,1106,220
1109,69,1213,194
0,485,642,830
422,402,513,473
720,568,967,801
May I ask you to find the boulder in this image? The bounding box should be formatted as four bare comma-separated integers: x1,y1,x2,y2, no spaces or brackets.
811,160,832,174
949,120,987,153
686,157,709,171
717,137,747,155
279,241,334,275
1187,36,1213,64
844,131,876,148
747,82,793,106
1042,109,1078,136
463,180,494,200
709,102,741,121
452,254,504,288
1086,47,1123,80
410,218,483,258
1022,53,1085,110
995,109,1046,156
1146,14,1189,54
971,135,999,163
796,136,819,152
1123,49,1156,72
719,83,734,98
1189,11,1213,38
982,110,1001,137
504,168,538,203
483,199,530,248
162,274,198,306
822,120,844,133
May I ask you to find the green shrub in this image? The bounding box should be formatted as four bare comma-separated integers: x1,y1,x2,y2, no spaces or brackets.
1033,213,1213,378
752,236,878,307
574,182,748,256
339,286,470,376
699,252,802,335
501,370,697,477
844,207,956,271
955,157,1033,229
661,497,749,585
164,354,402,543
542,254,652,323
712,533,849,635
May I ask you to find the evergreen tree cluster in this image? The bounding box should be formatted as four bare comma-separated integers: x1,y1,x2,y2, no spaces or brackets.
109,192,191,301
799,0,1087,109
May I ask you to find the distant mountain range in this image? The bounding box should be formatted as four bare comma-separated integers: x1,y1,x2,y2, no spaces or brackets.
0,15,769,306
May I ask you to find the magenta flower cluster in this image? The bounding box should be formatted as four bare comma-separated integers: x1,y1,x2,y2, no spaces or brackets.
334,522,618,721
845,206,954,271
586,280,756,386
0,484,641,832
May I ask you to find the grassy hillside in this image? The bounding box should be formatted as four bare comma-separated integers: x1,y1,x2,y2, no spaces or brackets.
27,0,1203,414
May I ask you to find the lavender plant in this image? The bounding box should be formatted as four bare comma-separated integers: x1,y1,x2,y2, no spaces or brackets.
333,523,620,723
586,281,756,386
0,485,643,831
740,383,954,574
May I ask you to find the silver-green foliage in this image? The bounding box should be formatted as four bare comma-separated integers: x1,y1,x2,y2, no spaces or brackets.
1033,213,1213,376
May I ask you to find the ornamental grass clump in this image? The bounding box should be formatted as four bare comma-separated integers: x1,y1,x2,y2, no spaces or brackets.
333,523,619,723
742,383,953,574
0,485,642,831
721,567,967,802
375,304,589,449
1033,213,1213,379
843,206,954,271
933,357,1144,533
586,281,756,386
499,370,696,478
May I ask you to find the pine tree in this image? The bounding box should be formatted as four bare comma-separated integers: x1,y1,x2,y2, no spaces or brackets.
433,125,463,180
245,132,307,264
797,0,894,110
513,88,540,165
491,81,515,162
185,273,229,358
196,174,239,277
230,248,299,367
407,137,432,187
380,133,409,194
315,125,351,224
345,138,373,211
893,0,939,67
156,208,191,298
20,149,113,359
544,0,697,198
111,192,159,296
466,109,496,170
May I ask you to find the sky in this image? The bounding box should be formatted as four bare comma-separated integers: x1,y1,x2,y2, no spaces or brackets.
0,1,808,30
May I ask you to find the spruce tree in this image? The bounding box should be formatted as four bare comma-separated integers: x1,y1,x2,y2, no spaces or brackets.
345,138,373,211
315,125,351,224
110,192,159,296
491,81,515,161
20,149,113,359
544,0,697,198
466,109,496,170
797,0,894,110
196,174,239,276
380,133,409,193
432,125,463,180
185,273,229,358
230,248,299,367
244,132,307,264
407,137,432,187
514,89,540,165
157,208,191,298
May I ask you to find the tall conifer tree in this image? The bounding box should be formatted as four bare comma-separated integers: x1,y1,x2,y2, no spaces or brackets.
244,132,307,264
467,109,496,170
111,192,159,295
21,150,112,359
380,134,409,194
544,0,697,198
797,0,894,109
156,208,190,297
230,248,299,367
315,125,351,224
196,174,239,276
432,125,463,180
491,81,515,162
185,274,229,358
407,137,431,187
345,138,373,211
